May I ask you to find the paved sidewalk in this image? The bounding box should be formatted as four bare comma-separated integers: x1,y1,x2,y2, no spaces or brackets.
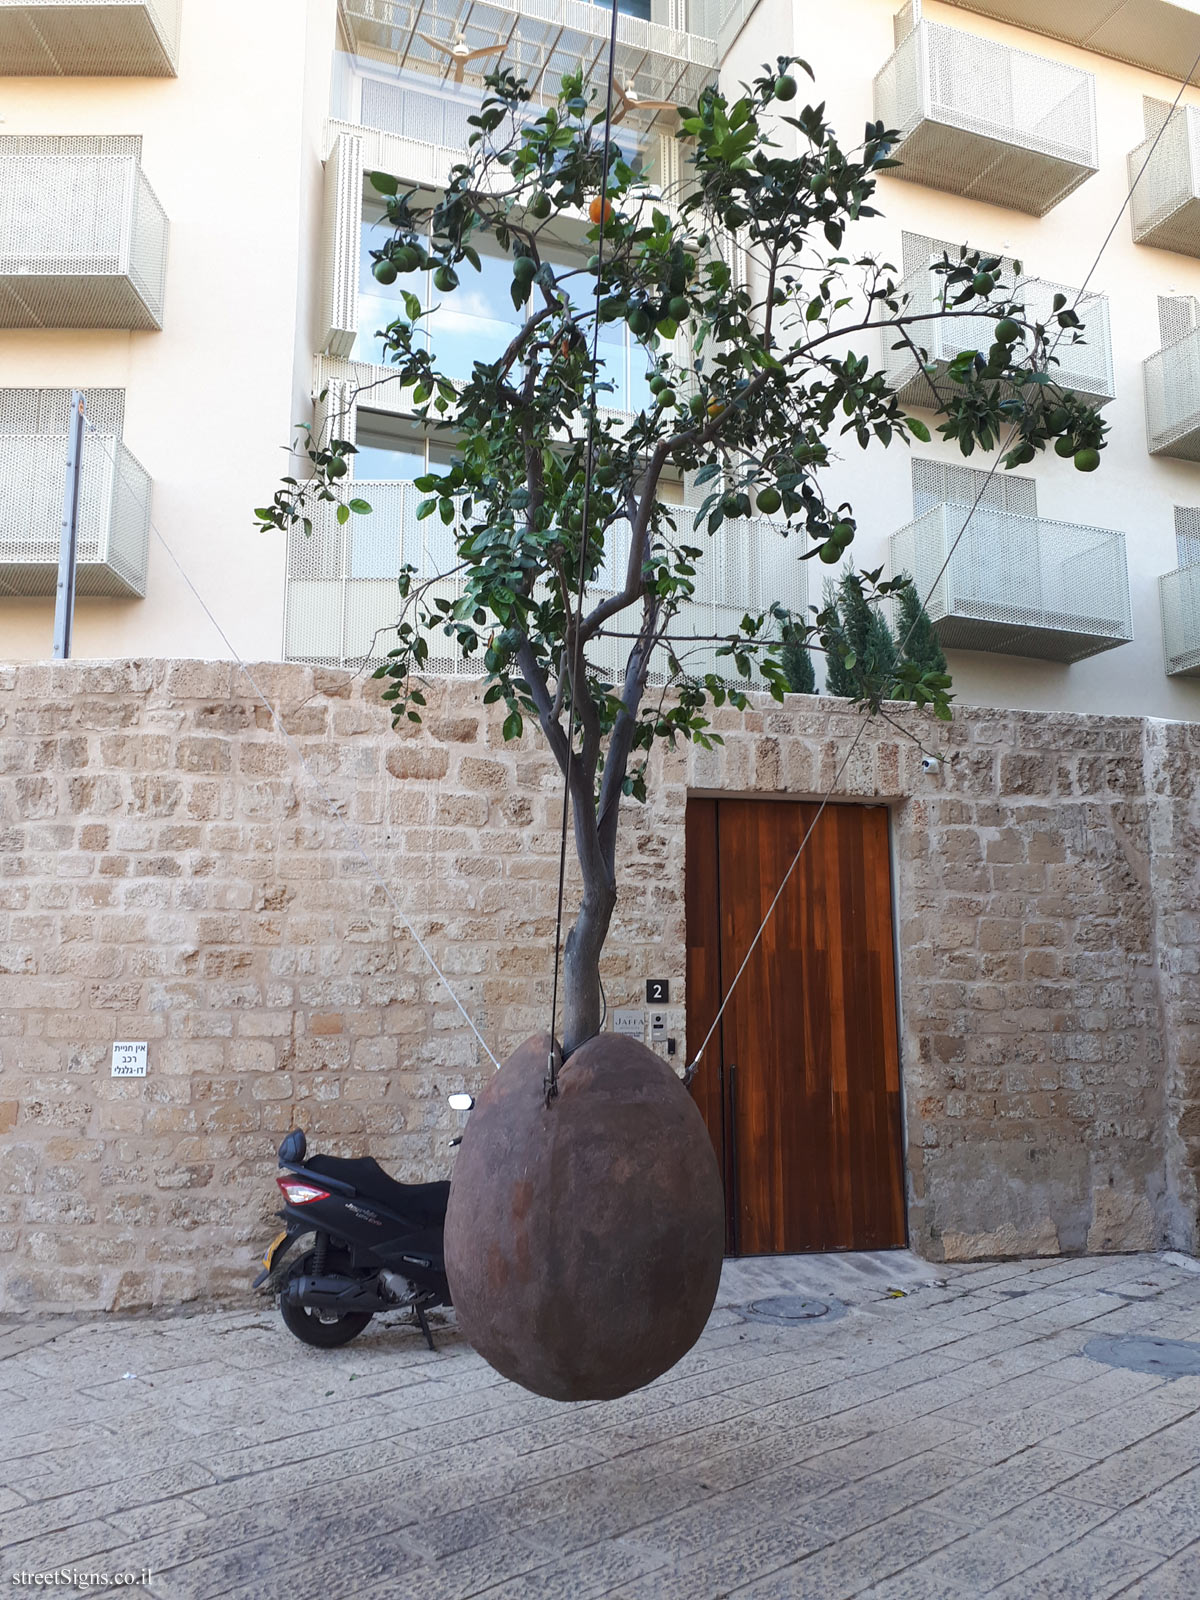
2,1251,1199,1599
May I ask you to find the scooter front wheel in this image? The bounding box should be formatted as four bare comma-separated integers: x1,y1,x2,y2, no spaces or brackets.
278,1248,373,1349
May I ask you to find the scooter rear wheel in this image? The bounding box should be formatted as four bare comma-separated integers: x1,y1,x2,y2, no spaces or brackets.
278,1247,373,1348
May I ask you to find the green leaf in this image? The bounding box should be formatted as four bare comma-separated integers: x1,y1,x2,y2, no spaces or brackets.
369,171,398,196
906,417,931,442
336,503,350,525
502,710,523,740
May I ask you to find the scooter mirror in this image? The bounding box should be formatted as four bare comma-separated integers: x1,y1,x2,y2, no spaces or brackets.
448,1093,475,1112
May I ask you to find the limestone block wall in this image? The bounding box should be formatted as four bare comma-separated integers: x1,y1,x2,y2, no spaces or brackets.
0,660,1196,1311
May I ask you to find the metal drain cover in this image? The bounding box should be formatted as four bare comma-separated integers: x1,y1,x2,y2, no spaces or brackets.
742,1295,841,1326
1083,1334,1200,1379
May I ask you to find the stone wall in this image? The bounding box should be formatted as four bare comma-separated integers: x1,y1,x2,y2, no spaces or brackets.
0,660,1196,1311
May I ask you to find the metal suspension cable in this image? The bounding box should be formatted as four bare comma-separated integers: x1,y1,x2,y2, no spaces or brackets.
684,51,1200,1087
88,433,501,1070
544,0,622,1100
681,446,1015,1086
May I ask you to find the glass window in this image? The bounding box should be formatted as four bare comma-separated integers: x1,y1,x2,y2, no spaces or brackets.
353,416,460,482
355,220,525,380
355,215,426,365
428,237,527,382
592,0,652,18
353,422,425,482
546,244,657,414
355,217,663,413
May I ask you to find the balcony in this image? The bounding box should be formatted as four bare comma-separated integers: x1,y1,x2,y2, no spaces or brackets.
336,0,719,116
1129,105,1200,256
284,478,805,680
1160,564,1200,676
0,1,180,76
325,115,469,198
0,392,150,598
0,137,168,331
890,501,1131,662
1145,324,1200,460
940,2,1200,89
885,253,1114,412
874,3,1097,216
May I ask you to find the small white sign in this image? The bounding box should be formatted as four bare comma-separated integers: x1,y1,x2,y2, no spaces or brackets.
111,1042,148,1078
613,1009,644,1038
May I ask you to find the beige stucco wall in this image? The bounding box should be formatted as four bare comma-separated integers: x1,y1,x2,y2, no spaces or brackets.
1,660,1196,1311
0,0,337,664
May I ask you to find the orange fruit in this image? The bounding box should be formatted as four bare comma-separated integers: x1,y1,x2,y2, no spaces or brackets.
589,195,613,225
707,399,725,419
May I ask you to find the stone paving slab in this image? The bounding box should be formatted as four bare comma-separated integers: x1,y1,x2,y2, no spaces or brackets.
2,1250,1200,1598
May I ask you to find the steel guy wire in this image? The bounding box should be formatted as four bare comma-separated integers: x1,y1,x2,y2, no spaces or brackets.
678,433,1024,1087
683,63,1200,1087
88,431,501,1070
545,0,622,1095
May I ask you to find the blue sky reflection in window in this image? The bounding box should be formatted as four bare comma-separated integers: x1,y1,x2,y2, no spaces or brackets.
593,0,652,18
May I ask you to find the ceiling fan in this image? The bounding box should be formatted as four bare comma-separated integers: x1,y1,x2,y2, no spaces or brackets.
612,78,678,125
416,28,506,83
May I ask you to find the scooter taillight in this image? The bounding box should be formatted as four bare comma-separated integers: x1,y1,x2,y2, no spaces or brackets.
277,1177,330,1205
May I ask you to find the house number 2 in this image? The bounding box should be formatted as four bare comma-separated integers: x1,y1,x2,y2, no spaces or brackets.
645,979,670,1004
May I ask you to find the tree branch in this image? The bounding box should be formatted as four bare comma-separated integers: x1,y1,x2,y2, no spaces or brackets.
515,637,569,776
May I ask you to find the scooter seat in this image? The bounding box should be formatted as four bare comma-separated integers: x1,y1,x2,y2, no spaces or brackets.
305,1155,450,1224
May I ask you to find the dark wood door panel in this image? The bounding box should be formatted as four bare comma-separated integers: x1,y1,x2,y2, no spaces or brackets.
686,798,906,1255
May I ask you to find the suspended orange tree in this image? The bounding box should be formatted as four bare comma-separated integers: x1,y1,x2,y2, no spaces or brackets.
259,58,1108,1056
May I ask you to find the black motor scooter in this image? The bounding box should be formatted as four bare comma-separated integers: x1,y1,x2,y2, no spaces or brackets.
252,1093,474,1349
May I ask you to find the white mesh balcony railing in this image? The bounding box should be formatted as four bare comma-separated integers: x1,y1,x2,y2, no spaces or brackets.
337,0,719,112
284,479,806,683
0,137,168,331
325,117,468,198
885,256,1114,412
939,1,1200,89
1145,324,1200,461
874,7,1097,215
0,427,150,599
1129,105,1200,256
0,0,180,75
890,501,1131,662
1160,564,1200,676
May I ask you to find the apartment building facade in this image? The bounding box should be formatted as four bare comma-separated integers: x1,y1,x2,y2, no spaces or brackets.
3,0,1200,722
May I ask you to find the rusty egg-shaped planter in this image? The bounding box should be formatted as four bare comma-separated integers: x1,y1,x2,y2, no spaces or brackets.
444,1032,724,1402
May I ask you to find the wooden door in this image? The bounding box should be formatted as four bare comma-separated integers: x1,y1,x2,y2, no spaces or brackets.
686,798,906,1255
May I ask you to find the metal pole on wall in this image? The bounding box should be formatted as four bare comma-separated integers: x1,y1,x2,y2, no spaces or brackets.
53,389,87,661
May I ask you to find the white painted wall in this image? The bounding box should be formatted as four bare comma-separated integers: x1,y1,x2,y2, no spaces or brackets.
0,0,338,664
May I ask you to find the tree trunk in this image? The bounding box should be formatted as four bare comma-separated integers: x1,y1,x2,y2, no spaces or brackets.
561,882,617,1057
